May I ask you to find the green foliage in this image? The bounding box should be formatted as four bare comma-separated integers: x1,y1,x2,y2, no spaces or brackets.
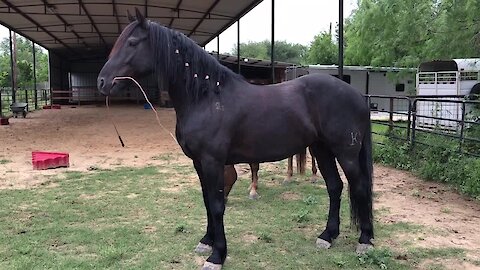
374,128,480,199
305,31,337,65
231,40,307,64
0,35,49,88
344,0,480,67
358,248,393,269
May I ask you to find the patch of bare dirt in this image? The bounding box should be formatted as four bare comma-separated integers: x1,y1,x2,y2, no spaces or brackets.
280,191,301,201
374,164,480,263
0,105,180,189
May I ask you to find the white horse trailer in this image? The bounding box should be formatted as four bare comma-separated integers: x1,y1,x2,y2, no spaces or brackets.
416,59,480,130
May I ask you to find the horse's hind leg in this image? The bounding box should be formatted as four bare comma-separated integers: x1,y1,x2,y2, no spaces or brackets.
336,150,374,254
284,156,294,184
309,146,319,183
248,163,260,199
224,165,237,203
310,143,343,249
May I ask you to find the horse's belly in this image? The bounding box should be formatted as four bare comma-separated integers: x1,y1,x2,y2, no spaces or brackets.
227,128,317,164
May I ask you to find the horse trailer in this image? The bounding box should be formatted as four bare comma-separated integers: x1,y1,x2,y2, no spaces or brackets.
416,59,480,130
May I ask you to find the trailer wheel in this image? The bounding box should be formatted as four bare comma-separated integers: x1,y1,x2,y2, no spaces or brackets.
469,83,480,100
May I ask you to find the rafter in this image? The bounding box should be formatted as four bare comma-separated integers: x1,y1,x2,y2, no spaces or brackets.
1,0,78,55
78,0,106,46
188,0,220,37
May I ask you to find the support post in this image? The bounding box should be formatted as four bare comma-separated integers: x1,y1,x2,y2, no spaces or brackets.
33,41,38,110
237,20,241,74
9,30,16,103
217,36,220,60
338,0,344,81
271,0,275,84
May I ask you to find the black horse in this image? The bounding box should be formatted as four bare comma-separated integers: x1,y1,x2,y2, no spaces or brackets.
98,9,374,270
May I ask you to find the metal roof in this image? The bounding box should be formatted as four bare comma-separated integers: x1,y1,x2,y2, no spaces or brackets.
209,52,294,68
0,0,262,59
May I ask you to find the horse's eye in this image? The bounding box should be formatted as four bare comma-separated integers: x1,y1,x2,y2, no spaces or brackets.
128,39,139,46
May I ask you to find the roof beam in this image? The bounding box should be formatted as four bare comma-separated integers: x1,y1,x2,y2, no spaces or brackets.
202,0,263,46
112,0,121,33
40,0,87,47
0,0,77,54
5,2,233,19
78,0,107,46
188,0,221,37
169,0,183,28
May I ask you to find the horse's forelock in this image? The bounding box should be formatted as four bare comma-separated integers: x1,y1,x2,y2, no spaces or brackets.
109,22,137,59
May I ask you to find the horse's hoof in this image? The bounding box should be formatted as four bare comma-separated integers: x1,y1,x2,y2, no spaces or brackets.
248,193,259,200
202,262,222,270
356,243,374,255
315,238,331,249
194,242,212,254
282,180,291,185
310,177,318,184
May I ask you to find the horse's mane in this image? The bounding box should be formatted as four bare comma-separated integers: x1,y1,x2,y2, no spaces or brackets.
122,20,243,102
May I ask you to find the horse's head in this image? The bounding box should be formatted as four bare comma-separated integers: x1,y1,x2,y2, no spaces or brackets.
97,8,153,96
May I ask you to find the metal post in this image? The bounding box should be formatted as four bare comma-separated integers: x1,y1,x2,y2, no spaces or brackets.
459,102,466,153
237,20,241,74
389,97,394,132
216,36,220,60
9,30,16,103
271,0,275,84
411,100,418,150
33,41,38,110
406,98,412,142
338,0,344,81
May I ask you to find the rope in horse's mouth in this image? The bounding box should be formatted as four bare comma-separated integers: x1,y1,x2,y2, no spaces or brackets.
105,76,178,147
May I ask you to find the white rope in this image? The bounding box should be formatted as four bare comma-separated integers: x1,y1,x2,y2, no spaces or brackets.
112,76,178,144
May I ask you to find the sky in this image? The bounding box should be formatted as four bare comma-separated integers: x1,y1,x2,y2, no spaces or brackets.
0,0,357,53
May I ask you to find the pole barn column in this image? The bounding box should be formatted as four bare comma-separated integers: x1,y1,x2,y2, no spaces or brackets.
338,0,344,81
237,20,241,74
217,36,220,60
271,0,275,84
33,41,37,110
9,30,16,103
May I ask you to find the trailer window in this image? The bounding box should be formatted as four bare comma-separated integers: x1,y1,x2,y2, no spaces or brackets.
460,72,478,81
395,83,405,92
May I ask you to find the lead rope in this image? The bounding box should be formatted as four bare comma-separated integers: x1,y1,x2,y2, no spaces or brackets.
105,76,178,147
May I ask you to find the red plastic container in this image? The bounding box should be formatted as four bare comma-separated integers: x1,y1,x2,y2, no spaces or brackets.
0,118,9,125
32,151,69,170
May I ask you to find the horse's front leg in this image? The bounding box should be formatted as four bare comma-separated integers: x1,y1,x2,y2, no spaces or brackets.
196,156,227,270
223,165,237,203
193,161,214,255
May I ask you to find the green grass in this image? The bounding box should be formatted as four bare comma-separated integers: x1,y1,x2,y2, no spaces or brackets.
0,159,11,164
0,160,468,269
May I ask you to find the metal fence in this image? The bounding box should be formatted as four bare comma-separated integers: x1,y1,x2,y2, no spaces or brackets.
0,87,51,117
368,95,480,157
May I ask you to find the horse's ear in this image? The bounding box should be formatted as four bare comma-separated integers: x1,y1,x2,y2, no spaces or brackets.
127,10,135,23
135,7,148,29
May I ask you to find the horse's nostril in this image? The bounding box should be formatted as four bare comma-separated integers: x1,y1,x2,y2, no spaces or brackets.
98,78,105,90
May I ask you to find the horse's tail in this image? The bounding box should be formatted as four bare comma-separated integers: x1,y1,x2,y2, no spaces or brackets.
349,116,374,236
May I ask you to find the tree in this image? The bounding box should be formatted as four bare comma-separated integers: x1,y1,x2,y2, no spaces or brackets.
305,31,337,65
231,40,307,64
343,0,480,68
0,35,49,88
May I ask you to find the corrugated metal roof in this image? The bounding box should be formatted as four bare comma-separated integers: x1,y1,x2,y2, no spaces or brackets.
0,0,262,59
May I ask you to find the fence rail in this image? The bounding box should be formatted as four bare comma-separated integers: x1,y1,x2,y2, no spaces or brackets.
0,87,51,117
368,94,480,157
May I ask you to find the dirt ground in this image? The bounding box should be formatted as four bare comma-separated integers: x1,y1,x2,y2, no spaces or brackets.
1,105,479,269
